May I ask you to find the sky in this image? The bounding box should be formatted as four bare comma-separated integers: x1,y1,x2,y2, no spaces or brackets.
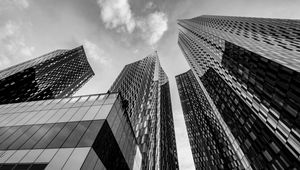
1,0,300,169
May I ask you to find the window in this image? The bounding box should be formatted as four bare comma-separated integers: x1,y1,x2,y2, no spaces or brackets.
48,122,78,148
34,123,65,149
62,121,90,148
78,120,104,147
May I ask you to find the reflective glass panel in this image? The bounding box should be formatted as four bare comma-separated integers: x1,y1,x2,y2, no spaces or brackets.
47,122,77,148
78,120,104,147
34,123,65,149
62,121,91,148
21,124,53,149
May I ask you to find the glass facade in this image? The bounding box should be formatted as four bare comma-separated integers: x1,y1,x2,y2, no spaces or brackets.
178,15,300,169
176,70,243,169
0,92,142,170
0,46,94,104
109,52,178,170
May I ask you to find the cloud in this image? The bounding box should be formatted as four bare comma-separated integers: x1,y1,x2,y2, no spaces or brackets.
0,21,35,69
13,0,29,9
133,49,139,53
83,40,111,65
97,0,168,45
137,12,168,45
145,1,156,10
20,46,35,56
97,0,135,33
0,0,29,10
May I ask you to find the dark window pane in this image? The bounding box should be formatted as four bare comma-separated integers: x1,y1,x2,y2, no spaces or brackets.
47,122,77,148
62,121,90,148
93,121,129,170
77,120,104,147
0,126,20,144
21,124,53,149
9,125,41,150
14,164,31,170
0,125,31,149
0,127,10,137
29,164,47,170
0,164,16,170
34,123,65,149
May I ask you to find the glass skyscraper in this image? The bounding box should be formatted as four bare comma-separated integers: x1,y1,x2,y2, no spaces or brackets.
177,15,300,169
0,46,94,104
110,52,179,170
176,70,243,169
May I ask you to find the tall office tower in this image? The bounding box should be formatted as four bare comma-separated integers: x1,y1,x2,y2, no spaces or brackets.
110,52,179,170
176,70,243,169
0,92,142,170
0,46,94,104
178,15,300,169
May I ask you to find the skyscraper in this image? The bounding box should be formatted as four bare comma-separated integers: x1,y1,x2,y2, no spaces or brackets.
0,92,142,170
176,70,244,169
110,52,179,170
178,15,300,169
0,46,94,104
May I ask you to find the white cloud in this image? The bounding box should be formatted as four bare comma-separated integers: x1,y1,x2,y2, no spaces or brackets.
13,0,29,9
133,49,139,53
0,21,35,69
20,46,35,56
97,0,135,33
83,40,111,65
138,12,168,45
97,0,168,45
0,0,29,9
0,21,18,39
145,1,156,10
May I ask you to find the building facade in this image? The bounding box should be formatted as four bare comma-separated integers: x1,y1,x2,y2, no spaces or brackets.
0,46,94,104
176,70,243,169
0,92,142,170
110,52,179,170
178,15,300,169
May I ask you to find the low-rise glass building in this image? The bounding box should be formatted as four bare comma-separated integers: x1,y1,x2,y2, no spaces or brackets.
0,92,141,170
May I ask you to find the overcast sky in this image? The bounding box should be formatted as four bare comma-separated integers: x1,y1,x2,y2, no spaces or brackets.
1,0,300,169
